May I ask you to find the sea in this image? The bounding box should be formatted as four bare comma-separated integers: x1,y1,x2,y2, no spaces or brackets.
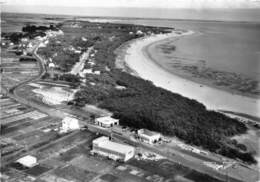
117,19,260,81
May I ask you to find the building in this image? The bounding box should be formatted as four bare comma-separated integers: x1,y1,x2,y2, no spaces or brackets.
48,62,55,78
60,116,80,133
136,30,144,35
16,155,37,168
95,116,119,128
91,136,135,162
93,70,101,75
137,129,161,144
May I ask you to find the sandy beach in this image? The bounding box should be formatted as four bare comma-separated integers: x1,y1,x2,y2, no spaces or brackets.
116,31,260,119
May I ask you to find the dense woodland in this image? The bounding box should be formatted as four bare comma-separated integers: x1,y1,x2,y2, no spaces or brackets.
39,21,256,164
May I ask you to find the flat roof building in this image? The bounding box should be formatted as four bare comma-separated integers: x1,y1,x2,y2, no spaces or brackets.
95,116,119,128
16,155,37,168
91,136,135,162
137,129,161,144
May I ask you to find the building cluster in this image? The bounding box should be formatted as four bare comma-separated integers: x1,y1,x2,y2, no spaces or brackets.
14,114,164,167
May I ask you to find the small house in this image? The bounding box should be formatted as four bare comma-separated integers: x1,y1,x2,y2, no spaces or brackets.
95,116,119,128
137,129,161,144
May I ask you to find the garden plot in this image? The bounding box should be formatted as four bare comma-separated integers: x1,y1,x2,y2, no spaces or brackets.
2,110,47,125
71,155,113,174
0,98,12,103
39,174,72,182
15,130,58,148
1,57,19,64
26,110,48,120
53,165,98,182
0,99,16,107
25,164,51,177
1,108,25,118
35,131,94,160
1,122,32,136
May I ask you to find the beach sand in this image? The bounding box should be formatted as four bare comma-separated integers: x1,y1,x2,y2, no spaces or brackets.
116,31,260,119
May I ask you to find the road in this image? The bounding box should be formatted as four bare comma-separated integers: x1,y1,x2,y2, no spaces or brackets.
70,47,93,75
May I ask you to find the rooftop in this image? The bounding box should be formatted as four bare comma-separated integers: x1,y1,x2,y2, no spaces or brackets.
16,155,37,168
94,136,134,154
138,129,160,137
96,116,119,124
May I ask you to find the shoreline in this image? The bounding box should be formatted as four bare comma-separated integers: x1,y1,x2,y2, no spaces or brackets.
145,35,259,100
115,30,260,119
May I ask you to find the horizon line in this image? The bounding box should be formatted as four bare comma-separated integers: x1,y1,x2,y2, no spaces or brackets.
2,11,260,24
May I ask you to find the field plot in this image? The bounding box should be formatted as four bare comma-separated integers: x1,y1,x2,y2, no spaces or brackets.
53,165,98,182
0,98,97,182
0,56,40,90
1,96,59,169
25,164,51,177
1,110,48,125
110,165,149,182
35,131,95,160
70,155,114,173
0,98,18,107
128,159,223,182
0,106,32,120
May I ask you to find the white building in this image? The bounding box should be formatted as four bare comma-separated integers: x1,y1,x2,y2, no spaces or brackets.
95,116,119,128
136,30,144,35
81,37,87,41
83,68,93,74
137,129,161,144
60,116,80,133
16,155,37,168
21,38,29,42
91,136,135,162
93,70,101,75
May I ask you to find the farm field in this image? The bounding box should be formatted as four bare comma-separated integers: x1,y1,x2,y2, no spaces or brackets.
1,56,40,90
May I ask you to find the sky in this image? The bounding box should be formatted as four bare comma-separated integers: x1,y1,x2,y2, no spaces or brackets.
1,0,260,21
2,0,260,9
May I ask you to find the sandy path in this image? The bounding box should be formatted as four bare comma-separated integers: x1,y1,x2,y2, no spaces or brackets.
70,47,93,75
120,31,260,118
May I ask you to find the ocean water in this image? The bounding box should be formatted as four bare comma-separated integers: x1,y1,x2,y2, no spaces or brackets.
118,19,260,80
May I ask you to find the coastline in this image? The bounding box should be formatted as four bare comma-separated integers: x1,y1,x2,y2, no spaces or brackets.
145,36,259,99
115,30,260,119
